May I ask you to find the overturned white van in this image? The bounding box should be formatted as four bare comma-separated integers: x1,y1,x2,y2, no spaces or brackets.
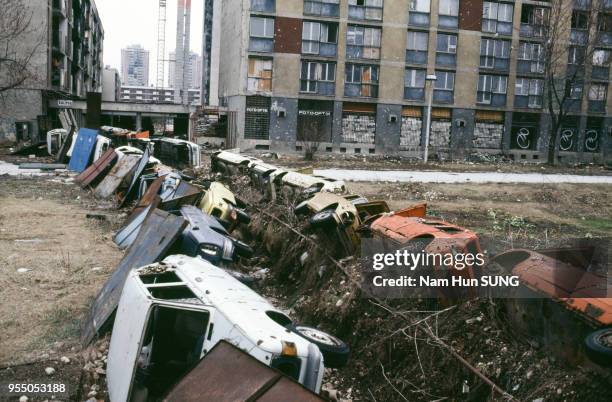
107,255,347,402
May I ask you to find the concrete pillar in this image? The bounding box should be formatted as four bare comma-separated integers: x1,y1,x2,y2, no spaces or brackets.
537,113,550,153
135,112,142,131
576,114,588,154
331,101,343,146
375,103,401,154
502,111,513,152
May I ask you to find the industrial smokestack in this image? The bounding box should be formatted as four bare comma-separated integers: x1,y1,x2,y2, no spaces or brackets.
174,0,191,105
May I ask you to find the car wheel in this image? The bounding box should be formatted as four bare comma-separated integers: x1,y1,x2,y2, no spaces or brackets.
235,208,251,224
289,325,349,369
585,328,612,367
294,200,311,216
309,209,336,229
232,239,254,258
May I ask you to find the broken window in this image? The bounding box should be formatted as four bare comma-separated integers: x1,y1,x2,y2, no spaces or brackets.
132,306,210,400
409,0,430,26
404,68,426,100
249,17,275,52
480,38,511,70
482,1,513,35
346,25,381,59
304,0,340,17
247,58,273,92
436,33,457,66
438,0,458,28
514,78,543,108
344,64,379,97
348,0,383,21
588,84,607,101
406,30,428,64
520,5,548,38
517,41,543,73
300,61,336,95
302,21,338,56
433,70,454,103
572,10,589,29
477,74,507,106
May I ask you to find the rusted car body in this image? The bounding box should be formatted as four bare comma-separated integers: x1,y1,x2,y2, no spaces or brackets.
364,204,483,293
491,247,611,367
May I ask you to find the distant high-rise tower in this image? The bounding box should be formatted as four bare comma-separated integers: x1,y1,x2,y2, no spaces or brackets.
201,0,220,106
174,0,191,104
121,44,149,86
168,51,201,90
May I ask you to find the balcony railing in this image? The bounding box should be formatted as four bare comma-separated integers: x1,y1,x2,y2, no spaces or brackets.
250,0,275,13
520,23,545,38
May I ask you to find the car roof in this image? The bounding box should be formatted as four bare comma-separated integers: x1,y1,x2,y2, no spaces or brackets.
181,205,228,235
154,255,311,353
371,215,477,243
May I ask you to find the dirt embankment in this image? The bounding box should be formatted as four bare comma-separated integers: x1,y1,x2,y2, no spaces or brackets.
226,175,612,402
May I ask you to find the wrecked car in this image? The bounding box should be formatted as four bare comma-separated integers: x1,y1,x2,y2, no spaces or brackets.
46,128,68,155
107,255,349,401
178,205,253,265
151,137,201,169
295,192,389,255
274,171,347,198
211,150,262,175
199,181,250,230
491,247,612,368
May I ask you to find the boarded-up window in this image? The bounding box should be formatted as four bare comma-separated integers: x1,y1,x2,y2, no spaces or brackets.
247,58,273,92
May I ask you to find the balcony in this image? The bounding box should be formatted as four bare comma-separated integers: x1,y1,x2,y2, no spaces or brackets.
588,100,606,113
520,23,545,39
592,66,610,80
438,15,458,29
304,1,340,18
348,3,383,22
570,29,588,44
406,50,427,65
517,60,544,74
433,90,453,103
408,13,429,27
249,37,274,53
300,80,335,96
404,87,424,101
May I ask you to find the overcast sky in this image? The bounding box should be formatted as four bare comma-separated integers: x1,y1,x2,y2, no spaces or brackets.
96,0,203,86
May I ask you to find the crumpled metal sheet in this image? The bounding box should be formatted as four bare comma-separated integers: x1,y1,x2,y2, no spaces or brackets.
118,147,151,207
94,154,141,199
81,209,186,345
74,148,117,188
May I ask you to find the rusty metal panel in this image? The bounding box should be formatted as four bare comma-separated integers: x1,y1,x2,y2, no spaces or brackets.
118,147,151,207
74,148,117,188
274,16,302,54
81,209,186,345
164,341,323,402
94,155,141,199
127,176,164,222
459,0,483,31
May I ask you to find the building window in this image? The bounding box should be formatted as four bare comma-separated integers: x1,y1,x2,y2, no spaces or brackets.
436,33,457,66
588,83,607,112
409,0,431,27
520,5,548,38
300,61,336,95
598,12,612,46
571,10,589,44
517,42,543,74
250,0,275,13
247,58,273,92
348,0,383,21
302,21,338,56
514,78,543,108
406,30,428,64
249,16,274,52
433,70,454,103
304,0,340,18
592,49,611,80
482,2,513,35
479,38,510,71
346,25,381,60
477,74,507,106
438,0,459,29
344,64,379,98
404,68,426,100
568,46,585,65
245,96,271,140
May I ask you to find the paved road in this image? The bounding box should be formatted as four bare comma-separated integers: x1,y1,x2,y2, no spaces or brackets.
0,161,67,176
314,169,612,184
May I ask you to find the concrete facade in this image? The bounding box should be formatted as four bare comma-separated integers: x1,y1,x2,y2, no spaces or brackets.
211,0,612,162
0,0,104,142
121,44,149,86
102,66,120,102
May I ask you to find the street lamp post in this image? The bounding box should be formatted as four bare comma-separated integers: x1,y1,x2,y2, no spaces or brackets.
423,74,437,163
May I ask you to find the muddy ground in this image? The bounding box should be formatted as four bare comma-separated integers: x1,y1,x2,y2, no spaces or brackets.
0,156,610,401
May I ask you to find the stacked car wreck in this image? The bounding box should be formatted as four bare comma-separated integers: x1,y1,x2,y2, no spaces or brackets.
49,125,611,400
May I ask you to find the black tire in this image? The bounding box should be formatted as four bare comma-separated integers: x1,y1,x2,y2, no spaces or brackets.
294,201,311,216
309,209,336,229
235,208,251,224
289,325,349,369
585,328,612,367
232,238,254,258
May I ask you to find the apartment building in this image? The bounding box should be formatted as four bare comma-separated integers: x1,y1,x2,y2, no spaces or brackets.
216,0,612,161
119,86,201,105
121,45,150,86
168,51,203,89
0,0,104,142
